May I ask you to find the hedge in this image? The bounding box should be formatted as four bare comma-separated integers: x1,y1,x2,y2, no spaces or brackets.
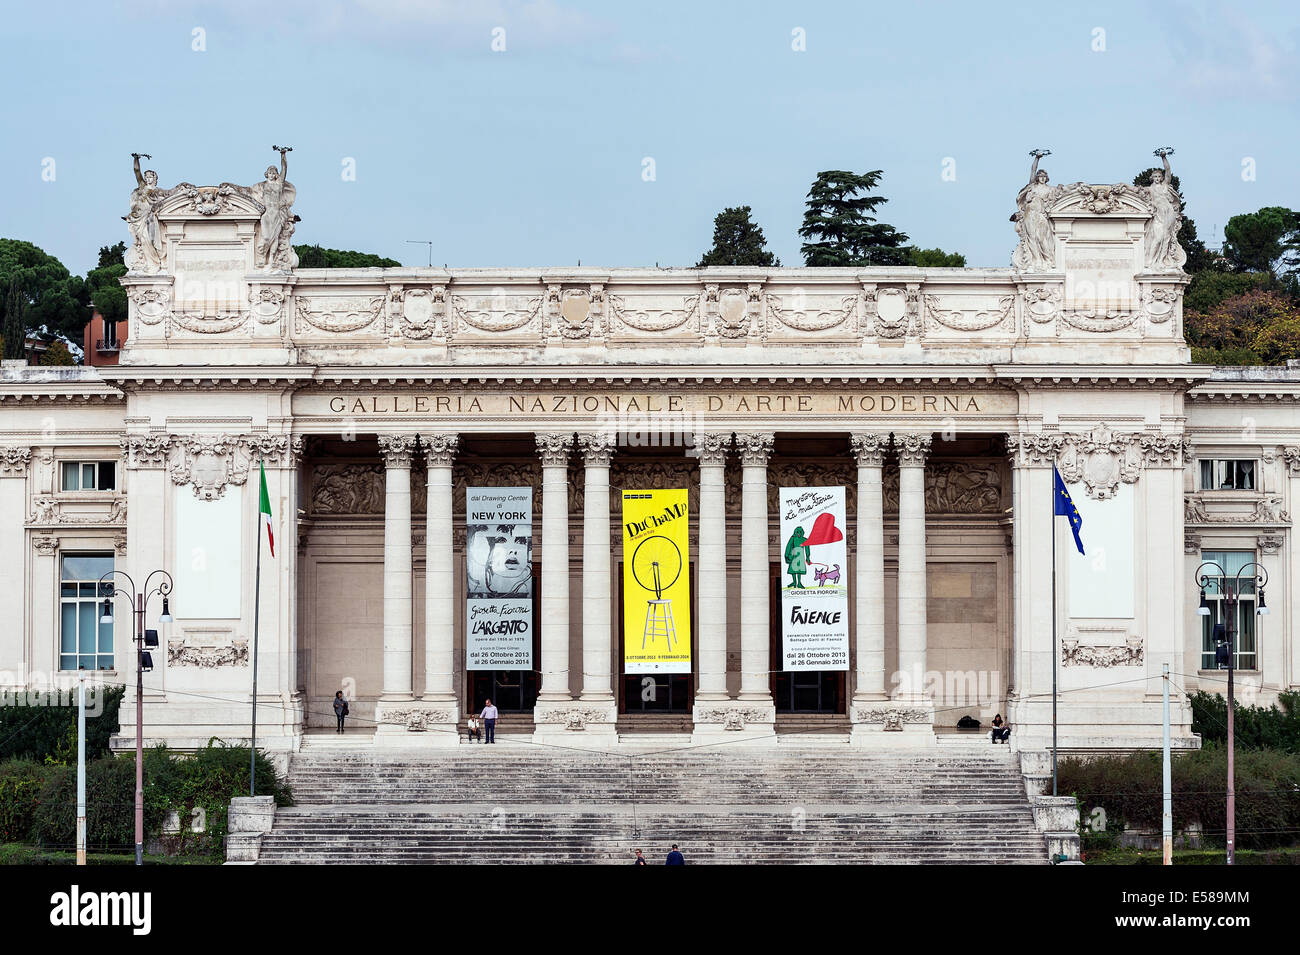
0,685,124,763
0,739,291,858
1059,746,1300,850
1190,690,1300,753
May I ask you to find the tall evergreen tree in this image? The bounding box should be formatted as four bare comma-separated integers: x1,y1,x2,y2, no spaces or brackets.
3,276,27,360
696,206,779,267
799,170,909,267
1222,206,1300,275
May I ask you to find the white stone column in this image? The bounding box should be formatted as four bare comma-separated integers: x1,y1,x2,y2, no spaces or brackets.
694,433,731,702
575,432,618,734
0,448,31,684
534,433,576,737
731,432,775,734
375,434,417,739
894,432,933,726
849,434,890,743
418,432,460,742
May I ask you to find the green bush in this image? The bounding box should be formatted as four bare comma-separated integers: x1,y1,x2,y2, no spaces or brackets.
1059,746,1300,850
31,756,137,850
1191,690,1300,753
0,685,124,763
0,760,51,841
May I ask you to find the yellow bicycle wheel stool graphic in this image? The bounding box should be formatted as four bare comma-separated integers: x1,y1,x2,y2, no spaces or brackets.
631,534,681,650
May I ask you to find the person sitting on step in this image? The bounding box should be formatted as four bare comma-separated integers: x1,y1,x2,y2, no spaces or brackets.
991,713,1011,744
466,715,481,743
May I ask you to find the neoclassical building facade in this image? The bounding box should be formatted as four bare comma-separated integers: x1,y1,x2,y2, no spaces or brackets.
2,157,1297,752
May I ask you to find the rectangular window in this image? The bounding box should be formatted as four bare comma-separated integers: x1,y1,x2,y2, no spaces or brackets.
59,553,115,671
1198,459,1255,491
1198,550,1259,670
59,461,117,491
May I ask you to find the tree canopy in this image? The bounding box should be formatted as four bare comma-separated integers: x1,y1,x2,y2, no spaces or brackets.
85,242,127,328
0,239,86,345
1222,206,1300,275
696,206,779,267
799,170,910,267
908,247,966,268
294,245,401,269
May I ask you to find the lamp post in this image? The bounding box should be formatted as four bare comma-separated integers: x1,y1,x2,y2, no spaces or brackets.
1193,560,1269,866
99,569,174,866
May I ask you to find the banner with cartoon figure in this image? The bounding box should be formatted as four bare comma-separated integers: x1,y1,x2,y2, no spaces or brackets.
465,487,533,670
621,489,692,674
779,486,849,671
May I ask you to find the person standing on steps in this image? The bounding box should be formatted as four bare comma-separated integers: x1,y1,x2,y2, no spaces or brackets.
481,698,499,744
333,690,348,734
666,844,684,865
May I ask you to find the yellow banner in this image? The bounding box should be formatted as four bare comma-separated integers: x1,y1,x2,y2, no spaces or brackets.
621,489,692,674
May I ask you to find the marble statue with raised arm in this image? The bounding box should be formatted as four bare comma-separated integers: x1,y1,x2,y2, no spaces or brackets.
1142,148,1187,272
124,153,169,274
250,145,299,271
1011,149,1060,271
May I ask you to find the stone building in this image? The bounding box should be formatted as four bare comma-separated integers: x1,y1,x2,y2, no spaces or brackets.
1,154,1296,754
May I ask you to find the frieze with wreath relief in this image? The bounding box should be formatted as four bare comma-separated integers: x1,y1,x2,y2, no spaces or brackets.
295,295,386,334
924,294,1016,332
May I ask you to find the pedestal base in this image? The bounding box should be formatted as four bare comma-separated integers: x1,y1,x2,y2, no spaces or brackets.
849,700,936,748
372,700,460,747
532,699,618,748
690,700,777,745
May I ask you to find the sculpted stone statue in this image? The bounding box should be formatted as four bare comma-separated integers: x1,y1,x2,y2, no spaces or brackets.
124,153,174,273
1011,150,1060,271
1141,149,1187,273
250,146,299,271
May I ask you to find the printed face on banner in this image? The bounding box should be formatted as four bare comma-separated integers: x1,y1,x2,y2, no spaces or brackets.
621,489,692,675
779,486,849,671
465,487,533,670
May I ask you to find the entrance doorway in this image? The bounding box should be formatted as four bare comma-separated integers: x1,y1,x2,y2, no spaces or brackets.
769,563,846,714
465,562,541,713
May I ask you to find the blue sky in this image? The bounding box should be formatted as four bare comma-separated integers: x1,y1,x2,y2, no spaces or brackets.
2,0,1297,275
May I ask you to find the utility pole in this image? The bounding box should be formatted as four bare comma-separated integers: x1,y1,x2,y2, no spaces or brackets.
1162,662,1172,866
76,667,86,867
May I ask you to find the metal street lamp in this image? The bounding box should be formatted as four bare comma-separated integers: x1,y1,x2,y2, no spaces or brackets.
1193,560,1268,866
98,569,174,866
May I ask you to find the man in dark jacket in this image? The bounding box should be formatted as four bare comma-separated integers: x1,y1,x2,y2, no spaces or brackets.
666,844,684,865
333,690,348,733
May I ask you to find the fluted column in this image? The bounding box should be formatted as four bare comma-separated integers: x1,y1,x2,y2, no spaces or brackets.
850,434,889,704
894,432,932,700
420,433,459,710
694,433,731,702
378,434,418,702
535,433,574,703
736,432,775,709
577,432,616,712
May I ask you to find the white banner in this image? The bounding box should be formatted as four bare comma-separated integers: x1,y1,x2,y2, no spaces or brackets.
465,487,533,671
779,486,849,671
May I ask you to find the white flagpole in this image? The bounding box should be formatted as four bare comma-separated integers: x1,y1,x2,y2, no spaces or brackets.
250,462,262,797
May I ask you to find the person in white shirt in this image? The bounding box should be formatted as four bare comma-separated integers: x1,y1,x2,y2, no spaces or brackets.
480,699,499,744
466,715,481,743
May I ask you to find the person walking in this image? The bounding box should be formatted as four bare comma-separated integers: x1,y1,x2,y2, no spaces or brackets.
666,844,684,865
633,849,647,865
481,699,499,744
333,690,348,734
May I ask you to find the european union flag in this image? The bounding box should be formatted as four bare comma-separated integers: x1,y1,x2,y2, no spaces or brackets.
1053,467,1085,555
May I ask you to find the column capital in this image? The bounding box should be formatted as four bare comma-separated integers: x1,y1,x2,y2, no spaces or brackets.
1005,431,1065,468
0,446,32,476
1283,446,1300,474
119,434,172,470
576,431,616,467
535,432,574,467
419,432,459,468
377,434,418,468
849,433,890,468
693,432,732,467
734,432,774,467
894,432,932,467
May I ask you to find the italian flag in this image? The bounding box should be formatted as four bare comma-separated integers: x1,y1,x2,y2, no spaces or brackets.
258,461,275,557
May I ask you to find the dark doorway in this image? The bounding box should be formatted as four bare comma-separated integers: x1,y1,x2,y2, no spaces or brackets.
466,561,541,713
769,562,846,713
618,561,694,713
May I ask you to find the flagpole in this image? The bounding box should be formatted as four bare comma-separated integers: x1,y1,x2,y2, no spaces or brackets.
250,461,262,798
1051,494,1058,797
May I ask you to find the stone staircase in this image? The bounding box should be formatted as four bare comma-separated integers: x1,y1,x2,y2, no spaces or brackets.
255,744,1050,864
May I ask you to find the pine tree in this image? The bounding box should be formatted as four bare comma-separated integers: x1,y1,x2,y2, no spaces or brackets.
2,276,27,360
799,170,910,267
696,206,780,267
